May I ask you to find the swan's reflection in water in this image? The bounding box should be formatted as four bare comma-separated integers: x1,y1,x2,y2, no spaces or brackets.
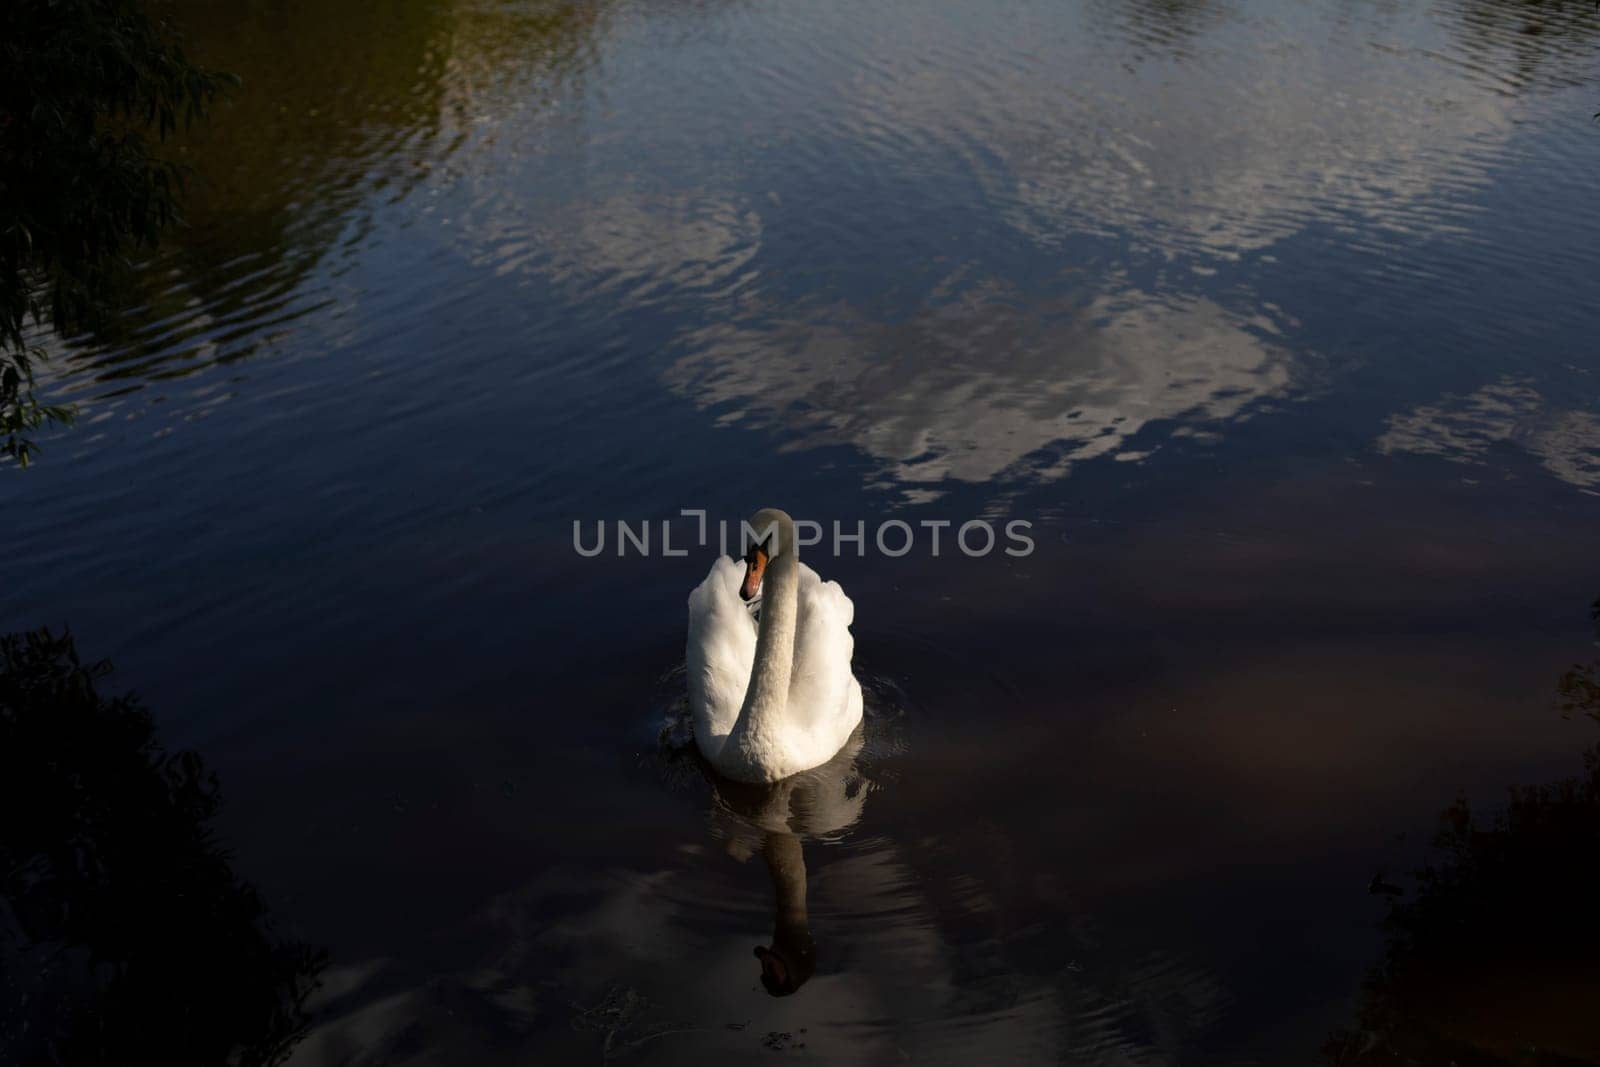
753,834,812,995
284,693,1244,1064
697,728,869,998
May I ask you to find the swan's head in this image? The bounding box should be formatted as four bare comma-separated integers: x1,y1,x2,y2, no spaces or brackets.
739,507,791,601
754,937,815,996
740,538,769,601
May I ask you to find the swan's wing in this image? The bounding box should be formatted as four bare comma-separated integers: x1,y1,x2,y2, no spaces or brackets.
789,563,864,746
687,556,757,750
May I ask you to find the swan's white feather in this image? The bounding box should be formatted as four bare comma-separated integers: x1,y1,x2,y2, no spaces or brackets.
686,555,757,748
787,566,863,759
687,555,864,779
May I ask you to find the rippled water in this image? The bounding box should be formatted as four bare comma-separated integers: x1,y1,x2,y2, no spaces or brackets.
6,0,1600,1061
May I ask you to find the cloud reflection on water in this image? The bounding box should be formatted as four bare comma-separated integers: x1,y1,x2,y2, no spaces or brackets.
501,0,1600,498
1377,378,1600,492
668,277,1292,494
822,0,1545,261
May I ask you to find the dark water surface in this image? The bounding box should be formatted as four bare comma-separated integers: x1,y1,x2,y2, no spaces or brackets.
6,0,1600,1061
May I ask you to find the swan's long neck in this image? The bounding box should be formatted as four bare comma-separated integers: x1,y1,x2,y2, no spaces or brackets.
764,831,812,947
728,517,799,775
764,832,809,937
761,831,815,992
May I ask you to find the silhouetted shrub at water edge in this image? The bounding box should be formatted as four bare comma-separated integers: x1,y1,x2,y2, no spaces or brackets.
0,628,323,1066
1327,599,1600,1065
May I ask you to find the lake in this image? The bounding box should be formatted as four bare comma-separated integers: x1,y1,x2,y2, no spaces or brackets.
5,0,1600,1061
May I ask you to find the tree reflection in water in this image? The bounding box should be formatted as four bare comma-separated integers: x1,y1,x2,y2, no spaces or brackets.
0,628,324,1067
1328,598,1600,1065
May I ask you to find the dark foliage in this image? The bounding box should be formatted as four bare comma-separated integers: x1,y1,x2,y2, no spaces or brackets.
0,0,232,466
0,627,323,1066
1555,598,1600,723
1327,599,1600,1065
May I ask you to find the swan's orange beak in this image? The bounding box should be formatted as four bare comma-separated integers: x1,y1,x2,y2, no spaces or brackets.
740,545,768,601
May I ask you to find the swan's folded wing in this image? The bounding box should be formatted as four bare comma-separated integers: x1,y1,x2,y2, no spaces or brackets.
789,563,862,738
686,556,757,745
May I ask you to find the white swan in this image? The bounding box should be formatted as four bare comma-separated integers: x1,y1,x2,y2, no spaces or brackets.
687,508,864,783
